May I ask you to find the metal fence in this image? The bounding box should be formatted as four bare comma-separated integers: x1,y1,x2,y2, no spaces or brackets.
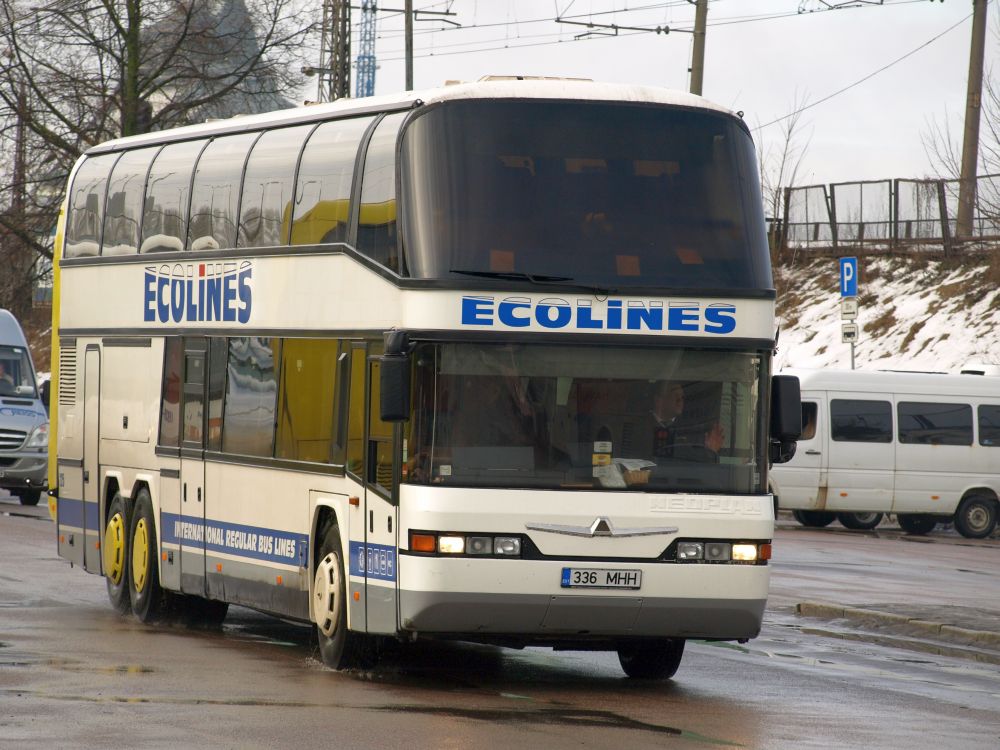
780,173,1000,254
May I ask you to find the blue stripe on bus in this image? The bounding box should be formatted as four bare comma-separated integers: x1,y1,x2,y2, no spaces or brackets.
57,496,99,530
161,512,309,567
349,541,396,582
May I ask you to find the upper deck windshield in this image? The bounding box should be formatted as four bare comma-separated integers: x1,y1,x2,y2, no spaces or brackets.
0,346,37,398
404,342,766,494
400,99,771,292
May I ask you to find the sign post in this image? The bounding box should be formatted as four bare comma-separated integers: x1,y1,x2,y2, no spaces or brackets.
839,257,859,370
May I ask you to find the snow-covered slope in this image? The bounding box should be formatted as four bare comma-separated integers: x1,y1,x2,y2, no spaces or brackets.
774,254,1000,373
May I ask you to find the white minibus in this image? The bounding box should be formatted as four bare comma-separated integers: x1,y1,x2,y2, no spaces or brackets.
772,368,1000,538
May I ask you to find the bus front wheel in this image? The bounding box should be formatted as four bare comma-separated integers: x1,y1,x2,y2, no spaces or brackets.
313,523,374,670
617,638,685,679
954,495,998,539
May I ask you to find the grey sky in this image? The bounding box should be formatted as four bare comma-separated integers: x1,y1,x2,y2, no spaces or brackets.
338,1,982,185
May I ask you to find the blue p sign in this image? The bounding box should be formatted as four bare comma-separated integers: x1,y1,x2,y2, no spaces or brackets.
840,257,858,297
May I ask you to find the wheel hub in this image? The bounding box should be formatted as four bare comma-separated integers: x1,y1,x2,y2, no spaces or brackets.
131,517,150,593
103,512,126,585
313,552,343,637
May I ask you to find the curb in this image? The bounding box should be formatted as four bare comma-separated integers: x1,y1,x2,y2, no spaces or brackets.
795,601,1000,651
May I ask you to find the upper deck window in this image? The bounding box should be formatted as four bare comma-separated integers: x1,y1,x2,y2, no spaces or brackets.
238,125,313,248
357,112,407,273
142,140,204,253
400,100,771,291
66,154,119,258
292,116,373,246
188,133,259,251
102,146,159,256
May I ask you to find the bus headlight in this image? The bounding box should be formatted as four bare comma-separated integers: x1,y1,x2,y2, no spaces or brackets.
437,535,466,554
409,531,523,558
677,542,704,560
731,543,759,562
673,540,770,565
493,537,521,556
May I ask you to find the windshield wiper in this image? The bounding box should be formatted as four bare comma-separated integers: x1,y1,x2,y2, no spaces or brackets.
449,269,617,296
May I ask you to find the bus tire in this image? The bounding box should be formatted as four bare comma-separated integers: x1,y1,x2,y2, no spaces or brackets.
954,495,998,539
17,489,41,506
313,523,373,670
103,492,132,616
128,488,171,623
838,512,883,530
792,510,836,528
896,513,937,536
618,638,685,679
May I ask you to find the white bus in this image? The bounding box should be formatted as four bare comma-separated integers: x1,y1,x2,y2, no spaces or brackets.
772,368,1000,538
49,78,800,679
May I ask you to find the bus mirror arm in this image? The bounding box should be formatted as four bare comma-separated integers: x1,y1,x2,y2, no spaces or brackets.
769,375,801,465
380,330,414,422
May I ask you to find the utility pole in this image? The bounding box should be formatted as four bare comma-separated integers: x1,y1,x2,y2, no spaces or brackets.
956,0,988,239
315,0,351,101
405,0,413,91
689,0,708,95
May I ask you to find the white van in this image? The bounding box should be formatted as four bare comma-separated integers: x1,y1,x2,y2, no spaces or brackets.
0,309,48,505
771,368,1000,538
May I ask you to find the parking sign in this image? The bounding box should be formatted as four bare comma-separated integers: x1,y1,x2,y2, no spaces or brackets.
839,257,858,297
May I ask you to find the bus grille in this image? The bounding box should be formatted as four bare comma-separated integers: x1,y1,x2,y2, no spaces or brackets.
59,341,77,406
0,429,27,450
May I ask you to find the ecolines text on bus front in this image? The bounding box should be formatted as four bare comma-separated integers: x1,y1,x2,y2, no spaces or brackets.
461,295,737,334
143,261,253,324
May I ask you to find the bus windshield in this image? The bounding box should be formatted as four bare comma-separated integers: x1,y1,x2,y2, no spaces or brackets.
400,99,771,291
404,342,765,494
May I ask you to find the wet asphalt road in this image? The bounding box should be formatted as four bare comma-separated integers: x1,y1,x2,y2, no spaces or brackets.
2,496,999,750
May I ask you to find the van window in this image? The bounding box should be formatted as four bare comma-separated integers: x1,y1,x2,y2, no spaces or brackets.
898,402,973,446
979,405,1000,447
800,402,818,441
830,399,892,443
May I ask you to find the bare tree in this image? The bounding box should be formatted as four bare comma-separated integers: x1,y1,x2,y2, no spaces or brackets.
756,93,813,264
0,0,313,317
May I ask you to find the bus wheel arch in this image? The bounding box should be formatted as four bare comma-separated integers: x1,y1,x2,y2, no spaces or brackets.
954,491,998,539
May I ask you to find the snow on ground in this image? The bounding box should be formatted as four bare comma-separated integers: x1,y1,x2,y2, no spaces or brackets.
774,254,1000,374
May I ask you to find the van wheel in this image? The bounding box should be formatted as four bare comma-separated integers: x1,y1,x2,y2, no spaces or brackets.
129,488,172,623
618,638,685,679
313,523,374,670
896,513,937,535
838,512,884,530
954,496,997,539
792,510,836,528
103,492,132,615
17,489,41,506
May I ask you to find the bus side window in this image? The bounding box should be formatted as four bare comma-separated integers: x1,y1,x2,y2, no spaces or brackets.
291,116,373,247
274,339,344,464
66,154,119,258
221,337,280,457
102,146,158,256
238,125,313,249
357,112,407,273
188,133,259,252
142,140,204,253
158,338,183,448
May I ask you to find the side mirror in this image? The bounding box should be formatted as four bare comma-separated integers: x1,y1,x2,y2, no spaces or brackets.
380,330,411,422
769,374,801,464
40,379,51,413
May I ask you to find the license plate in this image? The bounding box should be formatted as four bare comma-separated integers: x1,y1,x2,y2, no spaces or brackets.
561,567,642,589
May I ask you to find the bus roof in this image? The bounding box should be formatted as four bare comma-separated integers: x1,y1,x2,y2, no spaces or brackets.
783,367,1000,398
86,79,739,157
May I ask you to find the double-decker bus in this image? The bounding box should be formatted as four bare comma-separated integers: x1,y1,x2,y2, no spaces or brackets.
49,78,800,679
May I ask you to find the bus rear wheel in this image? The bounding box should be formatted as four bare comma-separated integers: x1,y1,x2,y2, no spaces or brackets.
896,513,937,536
838,512,884,530
128,488,172,623
103,492,132,615
792,510,837,528
617,638,685,679
954,495,998,539
313,523,374,670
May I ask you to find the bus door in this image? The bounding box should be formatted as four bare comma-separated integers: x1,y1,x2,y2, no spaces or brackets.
346,342,398,635
82,345,101,573
179,338,208,595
